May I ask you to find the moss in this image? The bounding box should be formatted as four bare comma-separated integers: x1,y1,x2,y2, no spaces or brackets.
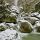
0,26,6,31
35,2,40,12
22,4,31,13
0,16,16,22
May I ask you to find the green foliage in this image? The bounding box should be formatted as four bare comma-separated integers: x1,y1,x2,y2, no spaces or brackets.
23,4,31,13
0,26,6,31
0,16,16,22
35,2,40,12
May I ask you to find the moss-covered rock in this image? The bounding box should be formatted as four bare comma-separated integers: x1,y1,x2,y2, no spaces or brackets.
0,16,17,23
19,20,32,33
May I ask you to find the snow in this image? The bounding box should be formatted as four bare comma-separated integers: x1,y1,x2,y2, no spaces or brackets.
0,29,19,40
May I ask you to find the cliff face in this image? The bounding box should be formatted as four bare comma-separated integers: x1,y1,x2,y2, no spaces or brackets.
4,0,40,13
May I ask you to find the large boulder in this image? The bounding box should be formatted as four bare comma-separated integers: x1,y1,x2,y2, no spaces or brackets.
19,20,32,33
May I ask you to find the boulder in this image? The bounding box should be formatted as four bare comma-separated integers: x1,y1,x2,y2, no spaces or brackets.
19,20,32,33
24,17,39,25
30,12,39,17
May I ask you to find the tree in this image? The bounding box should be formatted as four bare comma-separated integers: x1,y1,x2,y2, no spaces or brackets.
35,2,40,13
0,0,10,18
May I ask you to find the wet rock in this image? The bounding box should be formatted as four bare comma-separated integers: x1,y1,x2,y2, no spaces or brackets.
19,20,32,33
34,21,40,32
24,17,39,25
6,23,18,30
34,21,40,28
29,12,39,17
0,23,18,30
36,14,40,19
0,29,19,40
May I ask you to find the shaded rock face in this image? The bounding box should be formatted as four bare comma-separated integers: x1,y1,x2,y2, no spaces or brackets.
19,21,32,33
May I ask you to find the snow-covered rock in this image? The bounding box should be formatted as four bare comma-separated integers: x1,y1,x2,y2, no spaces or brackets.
0,29,20,40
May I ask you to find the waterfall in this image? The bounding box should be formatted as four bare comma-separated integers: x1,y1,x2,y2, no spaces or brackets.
14,0,18,6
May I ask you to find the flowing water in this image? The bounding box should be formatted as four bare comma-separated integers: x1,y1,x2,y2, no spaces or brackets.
14,0,18,6
0,0,40,40
12,1,40,40
12,0,40,40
